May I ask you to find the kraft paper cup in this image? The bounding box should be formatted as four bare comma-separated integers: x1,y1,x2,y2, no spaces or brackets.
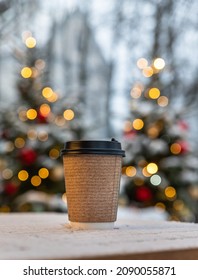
61,138,125,230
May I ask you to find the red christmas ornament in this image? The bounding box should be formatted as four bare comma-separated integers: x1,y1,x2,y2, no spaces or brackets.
19,148,37,165
177,140,189,154
37,110,48,124
4,182,18,195
135,186,153,202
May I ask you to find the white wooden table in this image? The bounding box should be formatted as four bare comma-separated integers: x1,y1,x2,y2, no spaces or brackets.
1,212,198,259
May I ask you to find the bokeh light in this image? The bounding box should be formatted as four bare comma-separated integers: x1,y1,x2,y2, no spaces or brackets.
42,87,53,99
2,169,13,180
38,131,48,142
31,175,41,187
142,67,153,77
137,58,148,69
63,109,75,120
153,58,165,70
55,116,65,126
125,166,137,177
39,104,51,117
26,109,37,120
18,170,29,181
170,143,181,154
49,148,59,159
27,129,37,140
165,186,176,199
157,96,169,107
18,110,28,121
25,37,36,48
148,88,160,99
150,174,162,186
21,67,32,78
133,119,144,130
130,87,142,99
142,167,151,177
146,163,158,174
147,126,159,138
38,168,49,179
14,137,25,148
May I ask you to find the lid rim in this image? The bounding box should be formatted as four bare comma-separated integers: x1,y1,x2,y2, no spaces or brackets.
61,139,125,157
61,149,125,156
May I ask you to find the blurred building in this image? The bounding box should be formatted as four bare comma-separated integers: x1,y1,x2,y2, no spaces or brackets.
48,10,111,139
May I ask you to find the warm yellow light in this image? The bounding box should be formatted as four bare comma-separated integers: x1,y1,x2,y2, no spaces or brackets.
142,67,153,77
18,170,29,181
49,148,59,159
2,169,13,180
38,168,49,179
125,166,137,177
31,175,41,187
142,167,151,177
148,88,160,99
25,36,36,48
47,92,58,103
39,104,51,117
170,143,181,154
133,119,144,130
26,109,37,120
63,109,75,120
157,96,169,107
165,186,176,199
137,58,148,69
21,67,32,78
14,137,25,148
147,126,159,138
146,163,158,174
153,58,165,70
42,87,53,99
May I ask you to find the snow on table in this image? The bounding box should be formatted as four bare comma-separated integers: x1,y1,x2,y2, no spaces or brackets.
1,212,198,259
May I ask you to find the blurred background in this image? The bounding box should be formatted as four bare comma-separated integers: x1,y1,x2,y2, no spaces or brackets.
0,0,198,222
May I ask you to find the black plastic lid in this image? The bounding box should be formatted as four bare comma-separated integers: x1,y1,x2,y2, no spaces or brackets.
61,138,125,157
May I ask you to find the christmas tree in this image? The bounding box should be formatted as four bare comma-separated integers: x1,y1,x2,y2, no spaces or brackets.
122,57,198,222
0,32,84,212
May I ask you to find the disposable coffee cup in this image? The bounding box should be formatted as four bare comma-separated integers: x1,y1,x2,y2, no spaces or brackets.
61,138,125,229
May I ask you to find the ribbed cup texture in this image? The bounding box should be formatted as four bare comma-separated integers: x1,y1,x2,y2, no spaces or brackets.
63,154,122,223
